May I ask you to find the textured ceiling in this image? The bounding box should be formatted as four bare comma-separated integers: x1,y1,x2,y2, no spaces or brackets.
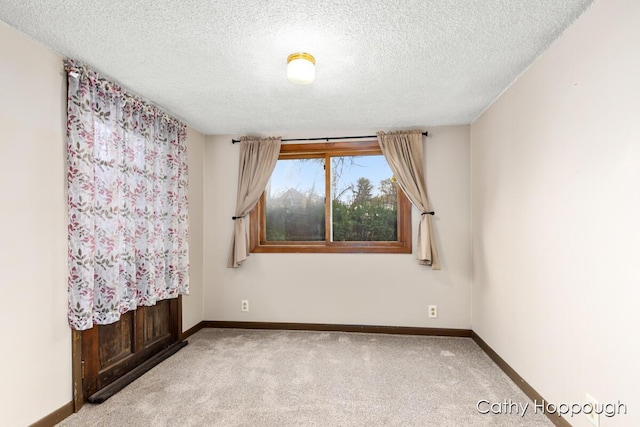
0,0,594,135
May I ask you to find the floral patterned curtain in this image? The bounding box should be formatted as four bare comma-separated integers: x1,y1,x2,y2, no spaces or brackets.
65,60,189,331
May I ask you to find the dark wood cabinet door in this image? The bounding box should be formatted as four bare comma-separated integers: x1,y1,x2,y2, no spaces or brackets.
81,298,179,398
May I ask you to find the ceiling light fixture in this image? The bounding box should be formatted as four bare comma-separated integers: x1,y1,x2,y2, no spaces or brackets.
287,52,315,85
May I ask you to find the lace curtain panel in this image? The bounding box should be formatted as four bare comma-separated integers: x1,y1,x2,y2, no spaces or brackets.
65,60,190,331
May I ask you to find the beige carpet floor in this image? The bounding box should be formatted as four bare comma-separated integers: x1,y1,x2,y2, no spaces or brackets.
58,328,553,426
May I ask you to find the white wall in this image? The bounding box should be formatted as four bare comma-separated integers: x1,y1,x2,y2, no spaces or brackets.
204,126,471,328
471,0,639,425
0,21,70,426
0,21,206,425
182,127,205,332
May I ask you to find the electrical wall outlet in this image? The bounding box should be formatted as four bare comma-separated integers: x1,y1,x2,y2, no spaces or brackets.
428,305,438,318
585,393,599,427
241,300,249,312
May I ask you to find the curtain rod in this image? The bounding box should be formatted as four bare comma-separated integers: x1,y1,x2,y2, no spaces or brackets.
231,131,428,144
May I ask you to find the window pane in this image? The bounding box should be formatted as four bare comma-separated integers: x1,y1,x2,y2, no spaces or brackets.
265,158,325,241
331,155,398,242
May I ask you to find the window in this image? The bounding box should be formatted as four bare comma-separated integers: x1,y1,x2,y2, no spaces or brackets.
250,141,412,253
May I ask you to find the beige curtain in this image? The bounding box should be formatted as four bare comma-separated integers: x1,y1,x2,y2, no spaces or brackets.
227,137,281,268
377,130,440,270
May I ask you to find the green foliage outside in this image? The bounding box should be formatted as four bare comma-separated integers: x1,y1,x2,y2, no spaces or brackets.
332,176,398,241
266,177,398,242
265,188,325,241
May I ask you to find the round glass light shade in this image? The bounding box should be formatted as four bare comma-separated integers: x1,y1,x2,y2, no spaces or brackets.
287,53,315,85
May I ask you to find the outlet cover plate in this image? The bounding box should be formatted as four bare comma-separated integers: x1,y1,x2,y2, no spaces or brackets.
428,305,438,318
585,393,599,427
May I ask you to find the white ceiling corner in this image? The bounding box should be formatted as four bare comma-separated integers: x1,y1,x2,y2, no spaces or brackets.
0,0,595,135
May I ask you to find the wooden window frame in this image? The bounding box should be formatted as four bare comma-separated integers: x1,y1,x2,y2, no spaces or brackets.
249,140,412,254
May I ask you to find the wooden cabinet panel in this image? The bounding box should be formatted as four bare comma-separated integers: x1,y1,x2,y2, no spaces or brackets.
98,311,134,367
144,299,172,347
82,298,179,399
